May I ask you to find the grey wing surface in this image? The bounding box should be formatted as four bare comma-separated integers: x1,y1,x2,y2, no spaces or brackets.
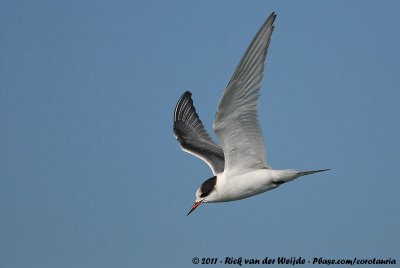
213,12,276,175
174,91,225,175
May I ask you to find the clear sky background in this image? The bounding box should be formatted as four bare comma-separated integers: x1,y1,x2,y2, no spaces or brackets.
1,0,399,267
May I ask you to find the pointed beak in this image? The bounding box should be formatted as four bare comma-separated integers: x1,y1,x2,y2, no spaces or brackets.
187,200,203,216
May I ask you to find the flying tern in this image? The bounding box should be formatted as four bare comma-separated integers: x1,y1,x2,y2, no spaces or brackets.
173,12,329,216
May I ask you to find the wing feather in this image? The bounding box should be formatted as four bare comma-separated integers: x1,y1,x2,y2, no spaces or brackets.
173,91,224,174
213,12,276,175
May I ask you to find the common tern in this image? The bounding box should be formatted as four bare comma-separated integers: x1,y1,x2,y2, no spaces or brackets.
173,12,329,216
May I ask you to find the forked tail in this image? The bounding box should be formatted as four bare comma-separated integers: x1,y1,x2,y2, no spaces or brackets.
297,169,330,176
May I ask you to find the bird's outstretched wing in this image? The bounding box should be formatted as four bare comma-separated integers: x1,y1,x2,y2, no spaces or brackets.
213,12,276,175
174,91,224,175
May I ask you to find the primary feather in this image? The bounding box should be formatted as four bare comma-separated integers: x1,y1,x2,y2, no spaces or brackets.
173,91,224,175
213,12,276,175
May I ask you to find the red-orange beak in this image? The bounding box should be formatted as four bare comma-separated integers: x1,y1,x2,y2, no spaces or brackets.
187,200,203,216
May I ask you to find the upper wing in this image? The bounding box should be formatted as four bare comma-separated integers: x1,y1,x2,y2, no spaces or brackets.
213,12,276,175
173,91,225,175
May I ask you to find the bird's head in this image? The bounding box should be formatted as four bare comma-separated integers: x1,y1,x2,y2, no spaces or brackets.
187,175,217,216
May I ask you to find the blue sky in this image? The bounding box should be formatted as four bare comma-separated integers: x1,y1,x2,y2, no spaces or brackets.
1,0,399,267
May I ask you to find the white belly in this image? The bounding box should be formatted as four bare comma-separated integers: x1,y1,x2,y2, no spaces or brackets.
206,169,279,203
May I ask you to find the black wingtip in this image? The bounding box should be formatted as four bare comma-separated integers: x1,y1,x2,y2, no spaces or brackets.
174,91,194,122
268,11,277,21
178,91,192,102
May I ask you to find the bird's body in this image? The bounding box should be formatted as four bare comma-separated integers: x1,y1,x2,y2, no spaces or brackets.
173,12,329,215
206,169,294,203
202,169,327,203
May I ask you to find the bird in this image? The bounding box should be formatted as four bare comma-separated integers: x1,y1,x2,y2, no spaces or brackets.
173,12,329,216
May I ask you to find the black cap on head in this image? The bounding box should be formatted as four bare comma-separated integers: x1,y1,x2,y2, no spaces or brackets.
199,176,217,198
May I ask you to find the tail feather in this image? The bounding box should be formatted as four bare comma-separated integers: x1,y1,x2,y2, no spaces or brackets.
298,169,330,176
